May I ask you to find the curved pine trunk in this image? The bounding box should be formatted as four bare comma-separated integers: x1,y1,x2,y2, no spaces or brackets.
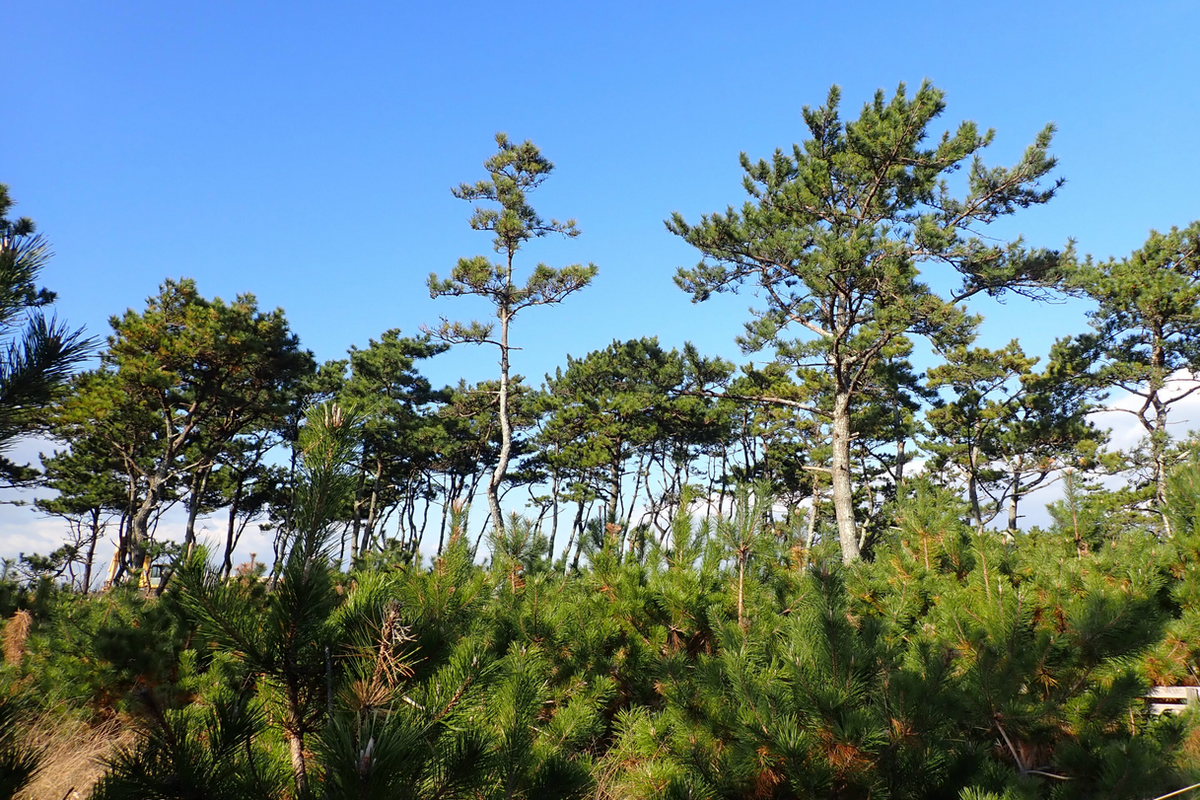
488,307,512,537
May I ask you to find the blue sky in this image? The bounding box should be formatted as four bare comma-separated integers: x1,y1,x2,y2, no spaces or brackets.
3,1,1200,560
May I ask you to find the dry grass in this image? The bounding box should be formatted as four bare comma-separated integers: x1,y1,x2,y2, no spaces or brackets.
14,713,135,800
2,610,33,666
1176,719,1200,783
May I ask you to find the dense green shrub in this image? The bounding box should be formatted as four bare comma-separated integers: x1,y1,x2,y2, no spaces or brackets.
11,475,1200,798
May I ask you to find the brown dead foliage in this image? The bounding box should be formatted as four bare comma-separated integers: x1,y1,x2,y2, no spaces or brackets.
2,610,32,666
14,714,136,800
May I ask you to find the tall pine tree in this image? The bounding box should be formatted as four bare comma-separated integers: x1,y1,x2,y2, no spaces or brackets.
429,135,597,537
669,82,1065,561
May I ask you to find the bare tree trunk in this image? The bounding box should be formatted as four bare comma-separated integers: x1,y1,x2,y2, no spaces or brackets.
130,465,169,571
830,391,859,563
607,458,622,522
548,469,561,558
184,465,211,555
110,508,133,587
405,494,420,554
806,477,820,552
359,458,384,555
1154,389,1173,537
570,501,587,571
221,472,246,578
1008,469,1022,533
437,474,459,556
285,729,307,797
350,465,367,561
625,450,647,531
283,670,311,795
82,509,101,594
487,298,513,536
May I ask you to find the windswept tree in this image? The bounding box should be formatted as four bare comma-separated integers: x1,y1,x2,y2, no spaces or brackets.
538,338,732,545
429,134,597,536
34,438,129,592
51,279,313,579
337,329,448,558
208,433,289,578
721,365,827,513
669,81,1065,561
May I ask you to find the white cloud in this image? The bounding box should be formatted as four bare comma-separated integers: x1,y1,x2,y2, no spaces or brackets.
1012,373,1200,529
1091,372,1200,451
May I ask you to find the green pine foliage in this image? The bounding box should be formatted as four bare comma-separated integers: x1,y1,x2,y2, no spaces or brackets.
9,472,1200,799
90,693,286,800
10,88,1200,800
0,691,42,800
0,185,93,486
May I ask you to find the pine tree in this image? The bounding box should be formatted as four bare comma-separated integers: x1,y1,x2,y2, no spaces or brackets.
669,82,1065,561
171,402,361,795
53,279,313,580
0,692,41,800
429,134,597,537
337,329,448,558
925,341,1099,531
0,185,92,485
1065,220,1200,535
34,440,127,591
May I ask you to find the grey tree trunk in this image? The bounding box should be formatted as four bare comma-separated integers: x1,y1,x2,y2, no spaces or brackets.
830,391,860,563
1008,466,1023,532
487,301,513,537
184,465,211,555
130,465,169,571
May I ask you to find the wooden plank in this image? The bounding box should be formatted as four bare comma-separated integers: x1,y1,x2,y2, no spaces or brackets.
1146,687,1200,714
1150,703,1188,716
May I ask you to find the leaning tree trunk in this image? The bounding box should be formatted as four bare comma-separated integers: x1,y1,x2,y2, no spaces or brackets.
967,448,983,530
221,474,246,578
358,458,384,556
129,464,170,573
608,457,622,522
548,468,561,557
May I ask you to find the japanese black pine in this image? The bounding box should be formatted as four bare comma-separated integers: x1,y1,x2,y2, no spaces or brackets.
669,82,1064,561
429,135,597,536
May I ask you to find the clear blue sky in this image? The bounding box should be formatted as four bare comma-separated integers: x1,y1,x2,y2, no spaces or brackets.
3,1,1200,558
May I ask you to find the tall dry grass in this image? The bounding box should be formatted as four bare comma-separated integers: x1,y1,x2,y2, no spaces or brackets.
13,714,135,800
2,610,32,666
